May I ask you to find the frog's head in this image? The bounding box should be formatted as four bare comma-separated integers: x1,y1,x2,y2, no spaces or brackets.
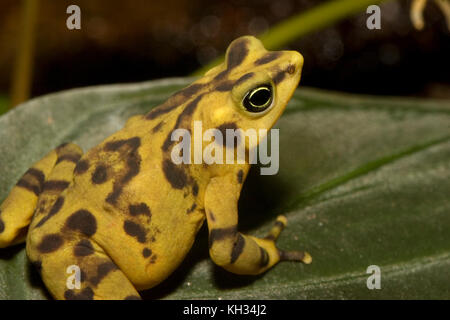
204,36,303,147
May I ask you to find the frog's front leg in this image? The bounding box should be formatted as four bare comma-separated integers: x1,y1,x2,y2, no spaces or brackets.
204,174,311,275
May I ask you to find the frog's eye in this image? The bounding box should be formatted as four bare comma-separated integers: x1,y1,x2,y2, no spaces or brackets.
242,84,273,113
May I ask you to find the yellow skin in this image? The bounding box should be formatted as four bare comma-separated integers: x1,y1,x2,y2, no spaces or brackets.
0,36,310,300
410,0,450,30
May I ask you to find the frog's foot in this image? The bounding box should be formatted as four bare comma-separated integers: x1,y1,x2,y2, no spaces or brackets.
27,237,141,300
207,213,311,276
265,215,312,264
205,175,312,275
0,143,83,248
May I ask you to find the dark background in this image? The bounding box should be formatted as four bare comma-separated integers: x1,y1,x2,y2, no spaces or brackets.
0,0,449,100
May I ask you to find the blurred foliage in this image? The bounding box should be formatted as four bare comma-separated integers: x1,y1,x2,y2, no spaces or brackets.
0,79,449,299
194,0,387,75
10,0,39,107
0,0,449,99
0,96,9,115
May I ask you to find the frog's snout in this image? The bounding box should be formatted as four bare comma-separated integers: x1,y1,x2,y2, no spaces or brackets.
287,51,304,77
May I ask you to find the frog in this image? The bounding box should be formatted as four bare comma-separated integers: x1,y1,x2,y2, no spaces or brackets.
0,35,310,300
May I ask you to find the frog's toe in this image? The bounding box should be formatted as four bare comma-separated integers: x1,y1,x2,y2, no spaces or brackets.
264,215,288,241
278,249,312,264
265,215,312,264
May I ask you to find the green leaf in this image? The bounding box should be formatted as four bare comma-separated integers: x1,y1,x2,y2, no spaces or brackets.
0,78,449,299
0,95,9,116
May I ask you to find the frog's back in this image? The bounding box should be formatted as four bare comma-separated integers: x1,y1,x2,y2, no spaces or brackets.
26,95,207,289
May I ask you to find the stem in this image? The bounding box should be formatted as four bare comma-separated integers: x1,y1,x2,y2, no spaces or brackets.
10,0,39,108
192,0,388,76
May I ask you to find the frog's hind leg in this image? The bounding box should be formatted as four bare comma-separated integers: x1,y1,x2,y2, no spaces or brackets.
0,143,82,247
32,238,141,300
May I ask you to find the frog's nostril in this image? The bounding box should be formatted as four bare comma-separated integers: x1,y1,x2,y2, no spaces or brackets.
287,51,303,75
287,64,296,74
